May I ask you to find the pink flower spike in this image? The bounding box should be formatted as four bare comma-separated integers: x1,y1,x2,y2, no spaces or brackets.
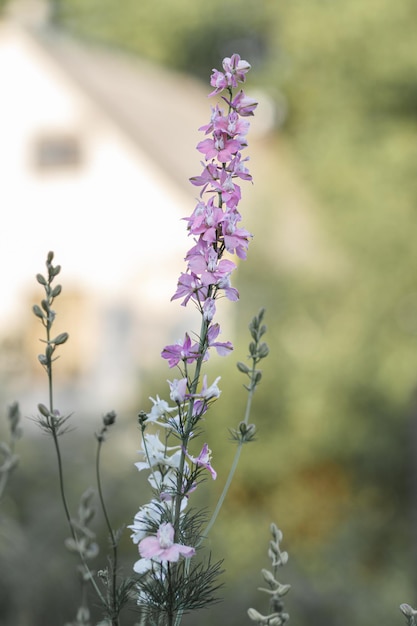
139,522,195,562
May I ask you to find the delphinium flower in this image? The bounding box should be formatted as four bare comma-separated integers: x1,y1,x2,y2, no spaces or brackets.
130,53,257,624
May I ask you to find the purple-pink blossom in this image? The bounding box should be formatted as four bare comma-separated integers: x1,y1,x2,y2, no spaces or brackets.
161,333,201,368
139,522,195,562
187,443,217,480
207,323,233,356
171,272,208,307
209,54,251,95
224,89,258,117
197,132,242,163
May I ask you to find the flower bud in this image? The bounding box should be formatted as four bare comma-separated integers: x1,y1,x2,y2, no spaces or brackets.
236,421,257,443
103,410,116,426
258,342,269,358
53,332,69,345
261,568,277,585
32,304,44,319
253,370,262,384
36,273,47,285
270,523,283,542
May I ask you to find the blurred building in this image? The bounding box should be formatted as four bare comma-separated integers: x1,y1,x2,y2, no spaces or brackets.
0,0,213,414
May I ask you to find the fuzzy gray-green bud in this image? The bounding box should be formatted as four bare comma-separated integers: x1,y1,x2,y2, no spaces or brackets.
36,273,47,286
38,403,50,418
258,342,269,359
237,361,251,374
53,332,69,345
32,304,44,319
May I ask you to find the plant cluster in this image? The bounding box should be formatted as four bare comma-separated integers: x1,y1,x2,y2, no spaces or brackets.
0,54,273,626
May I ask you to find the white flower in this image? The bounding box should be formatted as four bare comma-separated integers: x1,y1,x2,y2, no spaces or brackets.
200,375,221,400
135,432,182,472
146,395,176,424
128,499,161,544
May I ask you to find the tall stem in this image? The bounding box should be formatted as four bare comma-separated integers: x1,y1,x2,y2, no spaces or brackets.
96,438,119,626
200,360,256,545
173,314,209,536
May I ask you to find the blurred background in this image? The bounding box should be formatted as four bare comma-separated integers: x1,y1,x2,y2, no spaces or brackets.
1,0,417,624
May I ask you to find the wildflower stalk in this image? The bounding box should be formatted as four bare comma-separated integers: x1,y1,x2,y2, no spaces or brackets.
248,523,291,626
34,252,75,540
95,411,119,626
130,54,259,625
34,252,107,612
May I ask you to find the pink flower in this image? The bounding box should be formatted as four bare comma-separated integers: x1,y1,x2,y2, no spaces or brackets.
190,162,220,194
171,272,208,307
222,210,252,259
209,69,229,95
139,522,195,562
197,132,242,163
210,169,242,208
198,104,227,135
186,197,224,243
161,333,201,368
202,297,216,322
207,323,233,356
186,243,236,287
187,443,217,480
209,54,251,95
222,54,251,84
225,89,258,116
227,153,252,181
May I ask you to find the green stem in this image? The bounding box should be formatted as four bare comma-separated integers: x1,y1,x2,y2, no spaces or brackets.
173,315,209,536
173,360,258,626
51,427,76,540
96,437,119,626
43,290,106,609
199,356,257,545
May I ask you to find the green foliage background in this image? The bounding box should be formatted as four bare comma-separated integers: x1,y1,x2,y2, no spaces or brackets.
2,0,417,625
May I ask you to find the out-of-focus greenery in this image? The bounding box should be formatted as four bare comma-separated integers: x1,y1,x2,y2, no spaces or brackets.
2,1,417,625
